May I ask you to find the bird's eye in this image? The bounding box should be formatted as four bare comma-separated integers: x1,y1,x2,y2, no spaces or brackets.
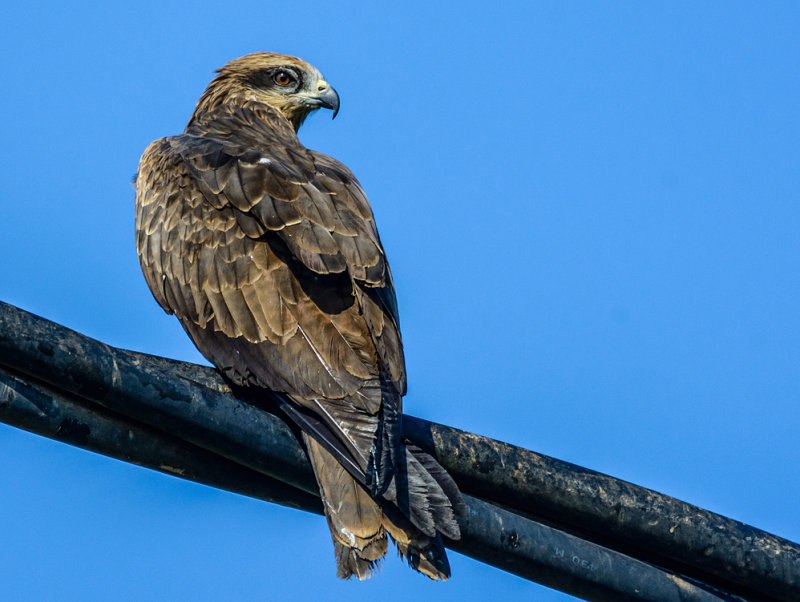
273,71,294,86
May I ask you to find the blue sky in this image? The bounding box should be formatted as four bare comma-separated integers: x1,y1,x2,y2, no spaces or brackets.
1,2,799,600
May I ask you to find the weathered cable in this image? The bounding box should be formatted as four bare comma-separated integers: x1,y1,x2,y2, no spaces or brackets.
0,367,730,601
1,301,797,600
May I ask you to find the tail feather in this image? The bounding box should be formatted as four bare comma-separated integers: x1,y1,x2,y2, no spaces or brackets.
406,444,467,533
393,536,450,581
304,433,388,580
302,429,462,581
382,444,463,541
382,504,452,581
333,540,385,580
287,368,464,582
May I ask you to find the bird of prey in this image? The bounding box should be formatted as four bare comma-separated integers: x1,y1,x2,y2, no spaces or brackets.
135,53,465,580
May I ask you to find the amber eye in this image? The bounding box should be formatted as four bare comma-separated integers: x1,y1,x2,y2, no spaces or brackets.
273,71,294,86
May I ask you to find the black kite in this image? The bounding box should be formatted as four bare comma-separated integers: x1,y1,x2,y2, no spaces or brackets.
135,53,464,580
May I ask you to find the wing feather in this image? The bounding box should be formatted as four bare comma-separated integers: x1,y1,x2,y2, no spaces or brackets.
135,99,406,472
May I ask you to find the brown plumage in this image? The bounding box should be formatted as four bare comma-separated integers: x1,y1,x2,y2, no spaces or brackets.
134,52,465,580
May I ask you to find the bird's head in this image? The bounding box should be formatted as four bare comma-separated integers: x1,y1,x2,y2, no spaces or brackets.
190,52,340,131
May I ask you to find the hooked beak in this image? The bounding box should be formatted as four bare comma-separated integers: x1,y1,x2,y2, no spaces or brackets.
314,85,340,119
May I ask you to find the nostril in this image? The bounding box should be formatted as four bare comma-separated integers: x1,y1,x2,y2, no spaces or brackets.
318,83,328,91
